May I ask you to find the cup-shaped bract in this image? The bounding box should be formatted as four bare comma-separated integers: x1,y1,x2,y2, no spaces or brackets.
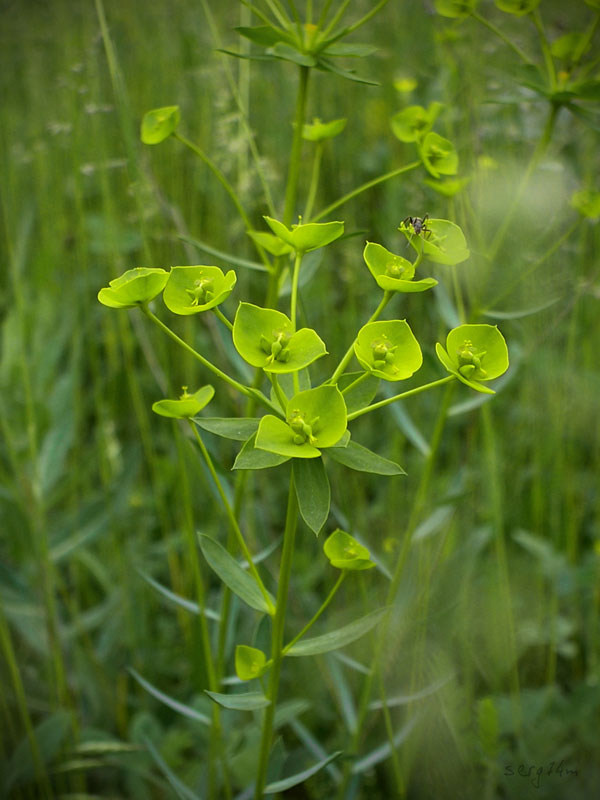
246,230,293,256
436,323,509,394
390,103,443,143
421,132,459,178
264,216,344,253
363,242,438,293
151,385,215,419
163,266,237,315
354,320,423,381
233,302,327,374
434,0,478,17
494,0,540,15
302,117,347,142
399,218,470,266
98,267,169,309
323,529,375,571
141,106,180,145
256,385,347,459
235,645,268,681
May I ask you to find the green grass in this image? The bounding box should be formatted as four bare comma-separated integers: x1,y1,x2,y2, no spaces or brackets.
1,1,599,798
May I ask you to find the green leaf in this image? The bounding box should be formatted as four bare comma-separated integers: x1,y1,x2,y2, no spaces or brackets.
264,216,344,252
293,458,330,535
321,43,377,57
494,0,540,15
179,233,268,272
421,131,459,178
235,645,268,681
327,441,406,476
287,607,388,656
163,265,237,315
268,42,316,67
129,668,211,725
235,25,290,47
354,320,423,381
198,534,275,614
363,242,437,293
302,117,347,141
193,417,260,441
137,570,220,620
316,57,379,85
390,102,443,142
233,433,291,470
97,268,169,309
4,711,73,792
246,230,293,256
400,218,470,266
264,752,343,794
205,691,270,710
323,529,374,570
140,105,180,144
338,372,380,414
434,0,478,17
232,302,327,373
152,385,214,419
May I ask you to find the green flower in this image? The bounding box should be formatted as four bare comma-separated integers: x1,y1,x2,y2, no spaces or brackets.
140,106,180,144
436,324,509,394
323,529,375,571
354,320,423,381
363,242,437,293
399,218,469,265
233,302,327,374
163,266,237,315
302,117,347,142
151,385,215,418
263,216,344,253
255,385,347,460
97,267,169,309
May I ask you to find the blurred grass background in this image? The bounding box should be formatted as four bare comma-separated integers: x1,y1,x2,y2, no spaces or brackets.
1,0,599,797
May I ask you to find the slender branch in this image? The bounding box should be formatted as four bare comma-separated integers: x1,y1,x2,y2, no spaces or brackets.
140,307,281,415
254,474,299,799
328,291,392,384
471,11,534,66
212,306,233,331
303,141,323,221
283,66,311,225
341,370,370,395
311,161,420,222
531,8,557,92
282,571,346,653
269,373,289,412
347,376,455,421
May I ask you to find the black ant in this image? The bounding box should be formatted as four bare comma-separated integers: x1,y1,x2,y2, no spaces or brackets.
401,214,432,239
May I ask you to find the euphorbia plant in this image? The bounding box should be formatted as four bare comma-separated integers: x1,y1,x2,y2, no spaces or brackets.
96,3,512,798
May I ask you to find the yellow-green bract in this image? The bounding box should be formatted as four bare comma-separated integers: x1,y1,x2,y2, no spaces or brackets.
141,105,180,144
163,266,237,315
363,242,438,293
323,530,375,571
151,385,214,419
436,324,509,394
354,320,423,381
97,267,169,309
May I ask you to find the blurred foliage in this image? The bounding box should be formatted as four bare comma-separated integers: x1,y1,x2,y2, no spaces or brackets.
1,0,599,797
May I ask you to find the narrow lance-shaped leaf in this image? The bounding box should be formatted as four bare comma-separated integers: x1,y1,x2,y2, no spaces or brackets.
293,458,331,535
286,607,388,656
198,534,275,615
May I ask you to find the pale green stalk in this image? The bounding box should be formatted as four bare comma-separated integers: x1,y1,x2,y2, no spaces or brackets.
347,376,455,421
471,11,534,65
140,306,281,415
303,141,323,221
340,371,371,396
282,571,346,653
283,66,310,226
254,474,299,799
311,162,420,222
328,291,392,384
269,374,289,412
531,8,557,92
212,306,233,331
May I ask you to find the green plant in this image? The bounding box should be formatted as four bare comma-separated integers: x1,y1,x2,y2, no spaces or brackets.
97,4,511,797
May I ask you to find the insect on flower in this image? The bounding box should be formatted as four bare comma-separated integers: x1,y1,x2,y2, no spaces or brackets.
402,214,432,239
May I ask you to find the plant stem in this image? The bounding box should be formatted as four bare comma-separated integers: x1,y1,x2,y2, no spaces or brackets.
304,141,323,221
269,373,289,412
329,291,392,384
341,371,370,395
311,162,420,222
290,251,303,333
254,473,299,799
283,66,310,226
189,423,275,615
140,306,281,415
212,306,233,331
347,376,455,421
471,11,534,65
283,571,346,653
531,8,557,92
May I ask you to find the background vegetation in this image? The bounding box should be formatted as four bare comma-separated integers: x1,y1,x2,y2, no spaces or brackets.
1,0,599,797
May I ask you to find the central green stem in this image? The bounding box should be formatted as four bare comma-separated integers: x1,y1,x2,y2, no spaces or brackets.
253,472,299,799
